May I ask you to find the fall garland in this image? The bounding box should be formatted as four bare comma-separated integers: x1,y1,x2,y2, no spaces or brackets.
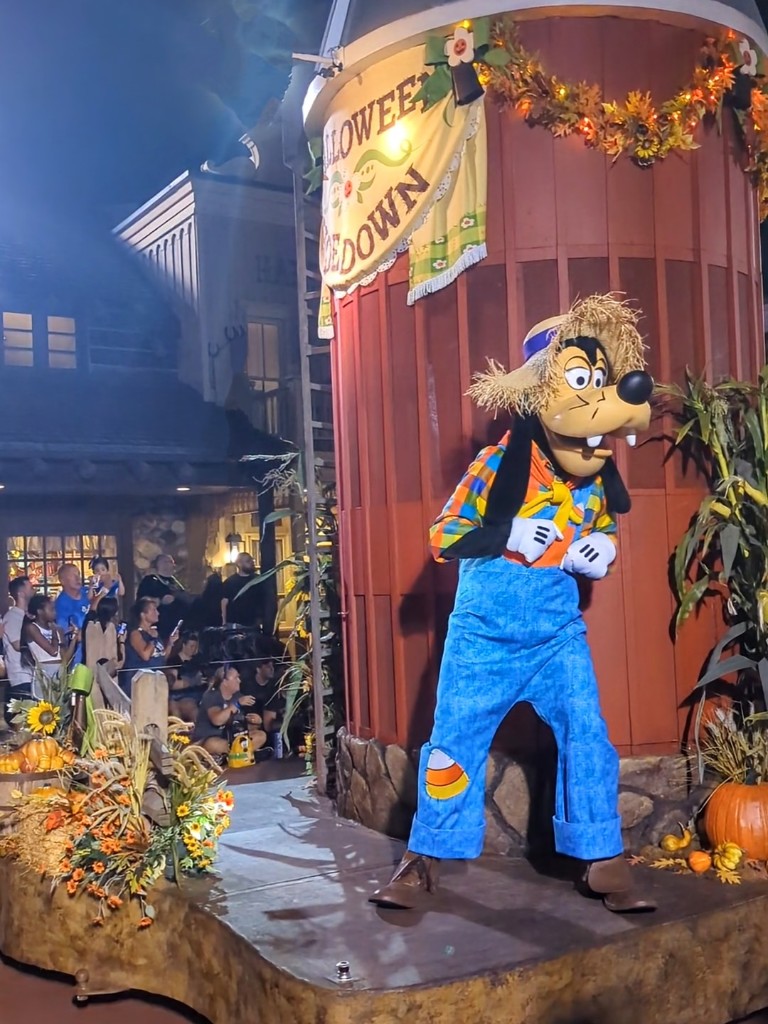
417,17,768,218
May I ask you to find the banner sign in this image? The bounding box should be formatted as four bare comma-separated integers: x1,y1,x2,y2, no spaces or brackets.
319,44,484,298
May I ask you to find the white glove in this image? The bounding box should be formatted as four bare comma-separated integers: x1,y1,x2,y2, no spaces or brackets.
506,517,563,564
560,532,617,580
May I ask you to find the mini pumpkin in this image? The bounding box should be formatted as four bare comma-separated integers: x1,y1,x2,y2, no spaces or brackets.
713,842,743,872
688,850,712,874
29,786,69,801
0,752,23,774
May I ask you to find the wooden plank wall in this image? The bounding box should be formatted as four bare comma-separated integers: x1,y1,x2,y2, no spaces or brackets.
331,17,764,756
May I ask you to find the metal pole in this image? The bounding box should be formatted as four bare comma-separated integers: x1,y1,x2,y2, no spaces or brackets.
292,177,328,795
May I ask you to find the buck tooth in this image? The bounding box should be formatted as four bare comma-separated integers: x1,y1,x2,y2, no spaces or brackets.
626,434,637,447
586,435,603,448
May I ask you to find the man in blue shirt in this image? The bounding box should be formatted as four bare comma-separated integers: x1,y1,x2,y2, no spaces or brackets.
54,563,90,667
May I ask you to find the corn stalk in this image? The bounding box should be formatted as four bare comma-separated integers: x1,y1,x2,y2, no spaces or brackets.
662,369,768,777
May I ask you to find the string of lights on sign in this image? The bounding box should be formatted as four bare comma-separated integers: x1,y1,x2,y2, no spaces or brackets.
415,16,768,219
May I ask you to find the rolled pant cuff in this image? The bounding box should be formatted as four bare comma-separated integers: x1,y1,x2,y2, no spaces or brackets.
409,817,485,860
553,815,623,862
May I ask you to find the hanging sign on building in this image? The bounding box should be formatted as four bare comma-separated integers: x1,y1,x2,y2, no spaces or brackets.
319,41,487,328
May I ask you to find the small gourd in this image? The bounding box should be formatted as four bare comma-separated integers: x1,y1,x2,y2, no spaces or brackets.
660,826,692,852
713,842,743,872
688,850,712,874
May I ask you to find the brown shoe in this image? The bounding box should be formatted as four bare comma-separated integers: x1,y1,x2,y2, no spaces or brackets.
583,854,657,913
369,851,440,910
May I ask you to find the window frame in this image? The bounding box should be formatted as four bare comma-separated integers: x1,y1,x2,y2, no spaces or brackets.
2,311,34,367
6,534,118,599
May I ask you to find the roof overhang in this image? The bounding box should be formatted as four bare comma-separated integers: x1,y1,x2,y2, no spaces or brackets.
303,0,768,130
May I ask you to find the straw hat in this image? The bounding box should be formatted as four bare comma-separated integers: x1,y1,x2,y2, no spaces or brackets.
467,293,647,415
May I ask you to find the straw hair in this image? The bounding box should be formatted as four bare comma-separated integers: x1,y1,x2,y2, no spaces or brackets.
468,293,647,415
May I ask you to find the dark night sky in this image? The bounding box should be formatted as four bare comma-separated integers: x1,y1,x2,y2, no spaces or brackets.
0,0,325,229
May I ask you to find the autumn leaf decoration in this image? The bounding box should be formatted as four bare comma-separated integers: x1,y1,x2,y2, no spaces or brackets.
414,18,768,214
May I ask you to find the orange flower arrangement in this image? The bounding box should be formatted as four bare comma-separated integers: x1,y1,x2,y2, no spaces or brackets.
416,17,768,217
3,713,233,929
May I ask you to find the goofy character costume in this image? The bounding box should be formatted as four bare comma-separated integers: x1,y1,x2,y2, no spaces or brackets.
370,294,656,914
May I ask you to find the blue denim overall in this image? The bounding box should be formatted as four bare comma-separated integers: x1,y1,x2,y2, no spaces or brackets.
408,557,622,862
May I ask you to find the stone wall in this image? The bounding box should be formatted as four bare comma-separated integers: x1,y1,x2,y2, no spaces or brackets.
131,510,188,590
335,730,709,855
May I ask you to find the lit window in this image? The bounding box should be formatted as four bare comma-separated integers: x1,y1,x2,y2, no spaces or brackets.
2,311,33,366
48,315,77,369
247,320,280,383
246,320,282,433
7,534,118,598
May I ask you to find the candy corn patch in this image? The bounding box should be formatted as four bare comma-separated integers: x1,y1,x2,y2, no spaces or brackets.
425,748,469,800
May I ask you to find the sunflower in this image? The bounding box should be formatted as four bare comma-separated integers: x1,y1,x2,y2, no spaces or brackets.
175,803,191,819
26,701,60,735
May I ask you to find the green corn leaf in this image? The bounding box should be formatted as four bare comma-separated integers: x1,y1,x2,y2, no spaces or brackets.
693,653,759,689
674,419,696,446
758,659,768,714
720,523,741,580
707,622,748,666
262,509,296,526
676,577,711,629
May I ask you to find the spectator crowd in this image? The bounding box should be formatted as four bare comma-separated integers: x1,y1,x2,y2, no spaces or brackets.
0,552,288,764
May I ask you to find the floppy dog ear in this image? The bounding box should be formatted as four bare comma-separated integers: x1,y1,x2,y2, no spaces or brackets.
485,416,534,525
601,457,632,515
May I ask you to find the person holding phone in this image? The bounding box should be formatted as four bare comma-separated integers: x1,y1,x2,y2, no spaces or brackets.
22,594,79,682
119,597,179,698
88,557,125,612
54,564,90,666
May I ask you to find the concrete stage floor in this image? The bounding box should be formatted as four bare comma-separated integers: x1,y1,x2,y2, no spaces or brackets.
3,763,768,1023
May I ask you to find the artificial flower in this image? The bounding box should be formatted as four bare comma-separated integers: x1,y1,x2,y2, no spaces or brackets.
44,809,66,832
66,880,79,895
92,862,105,875
445,25,475,67
26,701,60,735
739,38,758,76
176,803,191,819
138,916,153,929
72,867,85,882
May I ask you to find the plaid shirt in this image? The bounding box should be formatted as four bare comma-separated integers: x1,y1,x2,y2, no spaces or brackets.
429,432,617,565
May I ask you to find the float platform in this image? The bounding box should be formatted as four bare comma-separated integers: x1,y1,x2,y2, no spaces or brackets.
1,768,768,1024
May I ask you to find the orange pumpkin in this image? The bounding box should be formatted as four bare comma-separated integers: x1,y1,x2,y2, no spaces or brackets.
703,782,768,860
29,786,69,801
20,738,59,769
688,850,712,874
0,752,23,773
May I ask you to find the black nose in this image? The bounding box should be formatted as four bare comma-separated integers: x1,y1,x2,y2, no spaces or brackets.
617,370,653,405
